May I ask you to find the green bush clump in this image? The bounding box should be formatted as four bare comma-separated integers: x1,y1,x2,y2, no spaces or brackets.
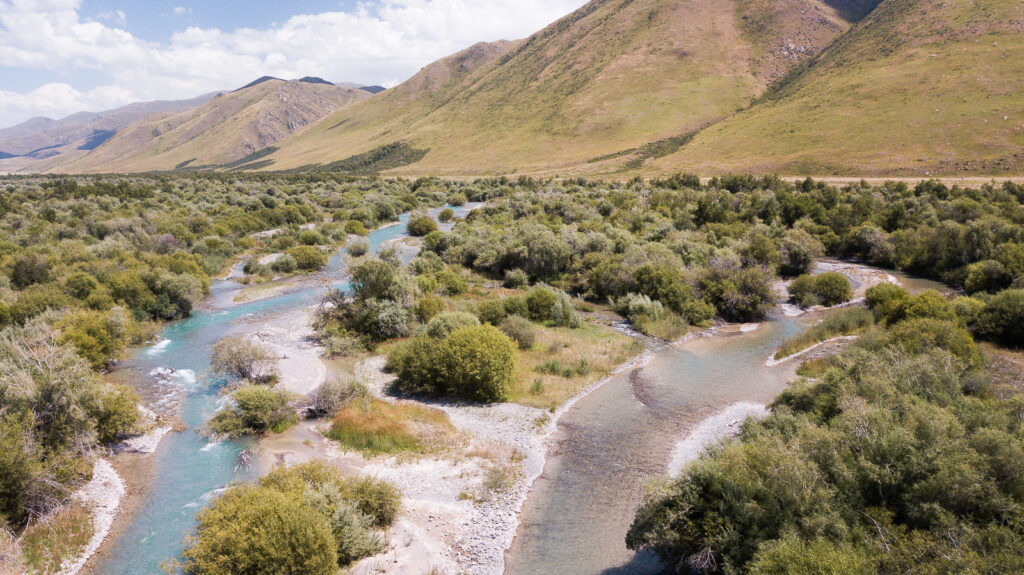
973,289,1024,348
406,213,438,236
499,315,536,349
207,386,296,436
182,462,399,574
425,312,480,339
503,269,529,289
298,230,324,245
865,282,910,322
475,299,507,325
413,294,445,322
389,325,516,402
286,245,327,271
438,207,455,222
788,272,852,307
346,237,369,257
434,270,468,295
345,220,369,236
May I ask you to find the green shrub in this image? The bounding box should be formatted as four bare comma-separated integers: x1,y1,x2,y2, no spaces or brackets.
346,237,369,257
536,356,591,378
270,253,296,273
526,286,558,321
286,245,327,271
787,274,819,307
210,336,275,382
413,295,444,322
865,282,910,323
503,295,529,318
208,386,295,436
409,252,444,275
499,315,536,349
901,290,957,322
440,326,516,402
434,270,468,295
475,299,507,325
503,269,529,289
426,312,479,339
311,375,369,417
887,318,981,368
974,289,1024,348
438,208,455,222
390,325,516,402
298,230,324,245
58,308,129,369
181,484,338,575
964,259,1011,294
406,213,438,236
812,272,852,306
344,220,368,236
357,299,411,341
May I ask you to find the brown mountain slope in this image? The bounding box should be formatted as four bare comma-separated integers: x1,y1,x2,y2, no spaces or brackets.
652,0,1024,176
57,79,369,173
262,0,866,174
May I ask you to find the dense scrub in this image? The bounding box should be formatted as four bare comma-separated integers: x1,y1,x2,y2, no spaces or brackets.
627,294,1024,573
180,462,400,574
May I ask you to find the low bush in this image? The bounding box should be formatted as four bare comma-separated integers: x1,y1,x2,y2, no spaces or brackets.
503,269,529,289
426,312,479,339
475,299,507,325
406,213,438,236
788,272,852,307
972,288,1024,348
500,315,536,349
389,325,516,402
346,237,369,257
310,375,369,417
207,386,296,436
287,245,327,271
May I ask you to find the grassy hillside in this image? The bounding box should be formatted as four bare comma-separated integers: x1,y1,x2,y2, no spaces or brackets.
55,79,369,173
263,0,859,174
653,0,1024,176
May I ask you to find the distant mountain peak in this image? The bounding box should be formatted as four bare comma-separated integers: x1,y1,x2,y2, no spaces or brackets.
298,76,333,85
233,76,282,92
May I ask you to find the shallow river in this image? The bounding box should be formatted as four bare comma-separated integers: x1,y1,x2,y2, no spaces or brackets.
92,206,472,574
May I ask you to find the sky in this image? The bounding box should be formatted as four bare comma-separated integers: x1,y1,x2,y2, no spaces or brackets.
0,0,588,128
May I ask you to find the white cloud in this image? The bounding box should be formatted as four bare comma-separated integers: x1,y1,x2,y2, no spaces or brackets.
172,6,188,16
95,8,126,26
0,0,588,127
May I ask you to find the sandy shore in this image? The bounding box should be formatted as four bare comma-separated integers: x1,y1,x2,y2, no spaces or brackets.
249,306,327,396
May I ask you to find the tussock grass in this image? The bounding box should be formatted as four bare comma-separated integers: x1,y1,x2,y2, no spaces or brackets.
775,307,873,360
327,398,457,456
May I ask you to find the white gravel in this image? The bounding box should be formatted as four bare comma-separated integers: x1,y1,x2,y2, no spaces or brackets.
667,403,770,475
58,460,124,575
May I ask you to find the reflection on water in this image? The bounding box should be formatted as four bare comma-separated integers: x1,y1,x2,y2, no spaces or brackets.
505,318,809,575
94,205,477,575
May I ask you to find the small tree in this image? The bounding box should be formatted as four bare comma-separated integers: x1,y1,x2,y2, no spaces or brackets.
812,272,852,307
210,336,276,382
